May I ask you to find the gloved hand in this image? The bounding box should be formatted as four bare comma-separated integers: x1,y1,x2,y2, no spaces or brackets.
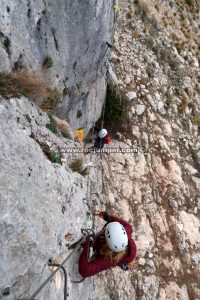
87,236,96,262
93,211,105,218
93,211,110,222
119,263,128,271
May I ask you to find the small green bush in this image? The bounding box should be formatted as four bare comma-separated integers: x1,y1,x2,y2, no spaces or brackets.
97,85,130,137
135,2,148,22
46,113,58,134
185,0,193,6
146,63,155,78
104,85,129,124
46,123,58,134
152,45,159,55
148,18,158,37
158,47,179,70
169,66,186,88
43,56,53,68
21,91,29,98
164,87,172,106
48,113,54,122
51,153,62,164
3,37,11,55
144,36,154,49
39,143,62,165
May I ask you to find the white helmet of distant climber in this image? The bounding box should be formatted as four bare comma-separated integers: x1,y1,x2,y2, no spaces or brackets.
98,128,107,138
105,222,128,252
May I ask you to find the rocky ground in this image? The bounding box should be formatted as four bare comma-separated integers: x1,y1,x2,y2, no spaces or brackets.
89,0,200,299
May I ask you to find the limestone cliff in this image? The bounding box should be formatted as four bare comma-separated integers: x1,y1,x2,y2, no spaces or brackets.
0,0,113,133
0,98,91,299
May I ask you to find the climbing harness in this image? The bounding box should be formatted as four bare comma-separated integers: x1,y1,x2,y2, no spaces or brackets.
70,228,96,284
82,197,93,219
81,229,96,262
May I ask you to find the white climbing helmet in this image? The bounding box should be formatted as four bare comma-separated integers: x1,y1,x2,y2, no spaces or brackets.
98,128,108,138
105,222,128,252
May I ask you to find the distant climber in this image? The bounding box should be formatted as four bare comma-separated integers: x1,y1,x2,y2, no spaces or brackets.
79,212,137,277
88,128,111,151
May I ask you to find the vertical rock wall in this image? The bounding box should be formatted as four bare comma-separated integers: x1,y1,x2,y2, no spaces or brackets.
0,0,114,133
0,98,92,299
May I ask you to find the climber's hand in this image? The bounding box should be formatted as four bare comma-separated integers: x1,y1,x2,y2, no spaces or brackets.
93,211,105,218
128,258,135,269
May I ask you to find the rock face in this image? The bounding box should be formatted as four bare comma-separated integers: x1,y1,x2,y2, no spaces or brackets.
92,141,200,300
0,98,92,299
90,0,200,299
0,0,113,133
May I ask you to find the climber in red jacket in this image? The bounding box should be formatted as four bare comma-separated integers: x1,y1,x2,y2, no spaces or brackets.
79,212,137,278
88,128,111,151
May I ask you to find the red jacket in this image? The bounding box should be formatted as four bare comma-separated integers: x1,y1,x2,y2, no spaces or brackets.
79,215,137,278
